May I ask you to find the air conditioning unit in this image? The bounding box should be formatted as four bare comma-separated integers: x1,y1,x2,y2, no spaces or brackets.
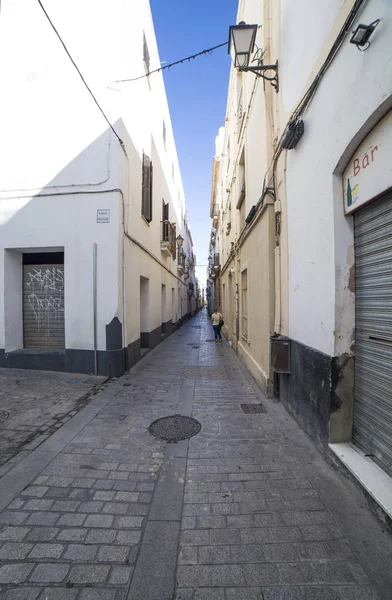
270,335,291,373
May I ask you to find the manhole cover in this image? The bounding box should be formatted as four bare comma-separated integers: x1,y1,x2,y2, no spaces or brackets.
241,404,267,414
0,410,9,423
149,415,202,442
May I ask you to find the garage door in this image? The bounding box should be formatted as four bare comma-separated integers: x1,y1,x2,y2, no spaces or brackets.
354,190,392,476
23,264,65,348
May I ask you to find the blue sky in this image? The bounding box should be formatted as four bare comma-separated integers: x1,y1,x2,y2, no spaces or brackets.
150,0,238,285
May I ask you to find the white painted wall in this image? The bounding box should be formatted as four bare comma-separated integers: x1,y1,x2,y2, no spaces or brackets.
281,0,344,113
0,194,121,351
0,0,192,360
285,0,392,356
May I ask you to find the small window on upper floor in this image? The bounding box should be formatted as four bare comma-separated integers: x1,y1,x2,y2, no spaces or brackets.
143,33,150,76
163,120,167,149
142,152,153,223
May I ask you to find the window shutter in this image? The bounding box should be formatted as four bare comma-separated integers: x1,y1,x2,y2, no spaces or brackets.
142,153,152,222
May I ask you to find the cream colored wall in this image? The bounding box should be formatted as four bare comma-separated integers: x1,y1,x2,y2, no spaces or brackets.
211,0,276,395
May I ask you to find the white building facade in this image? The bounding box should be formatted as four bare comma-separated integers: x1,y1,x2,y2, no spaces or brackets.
210,0,392,512
0,0,197,377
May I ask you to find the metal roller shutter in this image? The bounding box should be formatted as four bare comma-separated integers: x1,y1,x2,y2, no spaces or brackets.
23,264,65,348
354,190,392,477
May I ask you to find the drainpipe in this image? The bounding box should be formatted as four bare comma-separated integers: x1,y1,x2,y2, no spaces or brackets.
93,243,98,375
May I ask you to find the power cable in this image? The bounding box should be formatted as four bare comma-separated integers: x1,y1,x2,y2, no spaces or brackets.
36,0,124,147
114,41,228,84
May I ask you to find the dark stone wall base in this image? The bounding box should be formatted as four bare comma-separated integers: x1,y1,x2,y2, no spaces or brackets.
0,321,178,378
279,339,334,450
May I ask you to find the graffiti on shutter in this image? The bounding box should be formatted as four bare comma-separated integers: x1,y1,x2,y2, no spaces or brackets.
23,264,65,348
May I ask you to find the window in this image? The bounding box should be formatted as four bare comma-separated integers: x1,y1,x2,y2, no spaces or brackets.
142,153,153,222
143,33,150,75
163,120,167,149
241,269,248,340
162,200,169,240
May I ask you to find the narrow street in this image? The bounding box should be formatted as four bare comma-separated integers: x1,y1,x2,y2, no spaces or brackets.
0,308,391,600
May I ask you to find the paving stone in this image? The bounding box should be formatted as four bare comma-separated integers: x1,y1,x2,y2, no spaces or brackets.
114,516,143,528
194,590,226,599
26,527,59,542
23,499,54,511
39,589,79,600
108,565,134,585
52,500,81,512
0,512,29,525
45,487,71,498
263,543,300,562
57,514,86,527
0,526,30,541
78,589,117,599
174,591,194,600
114,491,139,502
84,515,114,528
179,546,198,565
210,529,242,545
94,491,116,501
86,529,117,544
0,587,41,599
97,545,129,563
243,563,280,585
230,543,265,563
177,566,211,586
334,587,382,599
199,545,231,564
30,563,69,583
102,502,129,515
28,543,64,559
0,563,34,584
181,530,210,546
210,565,246,585
0,542,33,559
57,528,88,542
68,564,111,584
262,589,305,600
64,544,98,561
225,589,263,600
305,588,340,599
115,530,141,545
78,501,104,513
26,512,60,527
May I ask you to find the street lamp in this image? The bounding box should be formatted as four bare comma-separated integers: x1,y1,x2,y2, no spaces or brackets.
228,21,279,92
176,234,184,252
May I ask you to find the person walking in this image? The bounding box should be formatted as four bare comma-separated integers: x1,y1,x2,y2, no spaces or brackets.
211,308,224,343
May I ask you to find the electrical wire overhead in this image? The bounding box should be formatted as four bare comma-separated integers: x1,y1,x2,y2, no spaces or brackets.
114,42,228,84
36,0,124,147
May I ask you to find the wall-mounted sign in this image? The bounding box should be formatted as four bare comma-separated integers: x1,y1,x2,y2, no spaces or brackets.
343,111,392,215
97,209,110,223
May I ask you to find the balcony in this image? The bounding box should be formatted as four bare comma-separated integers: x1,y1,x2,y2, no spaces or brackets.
213,253,220,273
212,203,219,228
161,221,176,258
177,250,186,276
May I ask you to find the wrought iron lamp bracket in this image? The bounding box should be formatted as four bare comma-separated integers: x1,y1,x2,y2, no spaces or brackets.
239,59,279,92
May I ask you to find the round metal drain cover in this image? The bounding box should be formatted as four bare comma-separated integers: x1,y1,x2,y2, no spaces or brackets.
0,410,9,424
149,415,201,442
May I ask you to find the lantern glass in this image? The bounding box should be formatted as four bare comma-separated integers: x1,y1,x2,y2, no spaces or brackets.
228,22,257,68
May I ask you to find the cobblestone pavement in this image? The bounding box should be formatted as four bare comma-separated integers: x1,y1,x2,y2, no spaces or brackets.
0,308,391,599
0,369,107,474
